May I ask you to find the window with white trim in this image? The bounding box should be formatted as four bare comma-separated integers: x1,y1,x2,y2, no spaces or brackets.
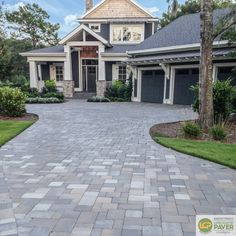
112,25,143,43
118,65,127,81
55,66,64,82
89,24,101,32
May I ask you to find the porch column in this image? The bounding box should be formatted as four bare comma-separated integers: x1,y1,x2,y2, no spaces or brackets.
97,45,107,96
38,64,44,91
29,61,38,89
63,45,74,97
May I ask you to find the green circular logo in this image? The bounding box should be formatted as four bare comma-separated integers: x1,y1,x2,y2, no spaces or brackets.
198,218,213,233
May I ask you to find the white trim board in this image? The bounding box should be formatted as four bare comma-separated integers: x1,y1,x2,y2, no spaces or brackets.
127,40,229,55
20,53,66,57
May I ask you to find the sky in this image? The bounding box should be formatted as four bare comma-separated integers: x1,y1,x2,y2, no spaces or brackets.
3,0,186,37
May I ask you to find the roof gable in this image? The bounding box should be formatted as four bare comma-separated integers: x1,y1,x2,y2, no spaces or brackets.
82,0,153,19
59,24,109,45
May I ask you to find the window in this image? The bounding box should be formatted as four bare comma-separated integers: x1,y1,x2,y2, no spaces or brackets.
118,66,127,81
56,66,64,82
89,24,101,32
112,25,143,43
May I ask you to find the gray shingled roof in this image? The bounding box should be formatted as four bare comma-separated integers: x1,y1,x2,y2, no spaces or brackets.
126,47,234,64
105,45,137,54
129,8,231,52
22,45,64,54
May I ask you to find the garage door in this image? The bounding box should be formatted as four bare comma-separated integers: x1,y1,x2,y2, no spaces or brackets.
141,70,165,103
174,68,199,105
218,67,236,86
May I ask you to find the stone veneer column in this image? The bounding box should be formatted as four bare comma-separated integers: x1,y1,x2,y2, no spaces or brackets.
96,81,112,97
63,80,74,98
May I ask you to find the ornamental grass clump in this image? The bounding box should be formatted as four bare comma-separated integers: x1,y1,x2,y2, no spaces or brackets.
209,123,228,141
182,121,202,139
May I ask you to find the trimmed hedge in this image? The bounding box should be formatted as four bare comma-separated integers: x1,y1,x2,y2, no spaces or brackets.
26,97,63,104
87,96,110,103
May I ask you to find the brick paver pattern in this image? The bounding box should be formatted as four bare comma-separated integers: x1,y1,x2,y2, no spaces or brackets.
0,100,235,236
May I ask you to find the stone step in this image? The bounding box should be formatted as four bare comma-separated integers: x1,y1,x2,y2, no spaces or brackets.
74,92,96,99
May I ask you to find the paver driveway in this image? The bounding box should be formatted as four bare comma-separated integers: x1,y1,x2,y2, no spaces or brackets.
0,100,236,236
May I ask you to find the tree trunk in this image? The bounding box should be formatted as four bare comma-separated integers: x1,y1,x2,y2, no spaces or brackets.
199,0,214,131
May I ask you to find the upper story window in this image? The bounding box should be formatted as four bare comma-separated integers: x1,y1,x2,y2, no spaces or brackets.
111,24,144,44
89,24,101,32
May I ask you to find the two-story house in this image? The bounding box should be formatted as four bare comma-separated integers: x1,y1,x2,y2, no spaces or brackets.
21,0,158,98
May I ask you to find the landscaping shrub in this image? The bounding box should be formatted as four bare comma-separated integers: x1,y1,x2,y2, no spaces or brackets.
182,122,202,138
105,72,133,102
24,88,40,98
232,88,236,112
26,97,63,104
87,96,110,103
43,80,57,93
0,87,26,117
191,80,235,121
42,92,64,100
209,123,227,141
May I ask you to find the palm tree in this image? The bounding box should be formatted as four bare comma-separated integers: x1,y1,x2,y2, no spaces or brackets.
167,0,179,17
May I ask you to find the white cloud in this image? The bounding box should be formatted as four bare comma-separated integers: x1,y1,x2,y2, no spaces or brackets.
146,6,159,14
3,2,25,12
64,14,78,26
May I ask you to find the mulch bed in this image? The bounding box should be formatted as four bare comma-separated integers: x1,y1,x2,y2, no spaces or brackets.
150,120,236,144
0,113,38,122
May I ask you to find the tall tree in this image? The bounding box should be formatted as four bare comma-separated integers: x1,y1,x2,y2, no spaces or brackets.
160,0,234,28
199,0,214,130
167,0,179,17
6,3,60,47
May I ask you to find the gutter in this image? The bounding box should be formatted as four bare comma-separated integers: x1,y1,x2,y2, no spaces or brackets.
101,52,128,57
20,53,66,57
127,40,229,56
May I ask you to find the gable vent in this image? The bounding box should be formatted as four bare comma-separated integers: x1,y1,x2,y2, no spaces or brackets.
86,0,93,12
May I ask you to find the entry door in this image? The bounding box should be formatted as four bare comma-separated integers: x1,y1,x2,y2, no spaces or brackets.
87,66,97,92
82,59,98,92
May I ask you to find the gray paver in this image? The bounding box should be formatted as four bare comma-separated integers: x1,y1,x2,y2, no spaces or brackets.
0,100,235,236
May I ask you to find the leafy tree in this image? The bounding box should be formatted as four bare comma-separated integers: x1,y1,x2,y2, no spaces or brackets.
160,0,234,28
199,2,236,130
6,3,60,47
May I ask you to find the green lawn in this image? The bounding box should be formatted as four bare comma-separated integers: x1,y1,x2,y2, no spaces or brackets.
0,120,34,147
154,136,236,169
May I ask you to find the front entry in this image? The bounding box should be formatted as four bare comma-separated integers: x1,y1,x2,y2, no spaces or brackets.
82,59,98,92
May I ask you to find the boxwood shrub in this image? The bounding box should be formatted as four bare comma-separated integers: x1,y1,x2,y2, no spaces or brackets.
0,87,26,117
87,96,110,103
26,97,63,104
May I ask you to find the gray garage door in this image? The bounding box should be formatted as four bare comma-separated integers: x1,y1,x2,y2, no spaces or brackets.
174,68,199,105
218,67,236,86
141,70,165,103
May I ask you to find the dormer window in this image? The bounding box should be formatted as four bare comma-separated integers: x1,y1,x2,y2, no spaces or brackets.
111,24,144,44
89,24,101,32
